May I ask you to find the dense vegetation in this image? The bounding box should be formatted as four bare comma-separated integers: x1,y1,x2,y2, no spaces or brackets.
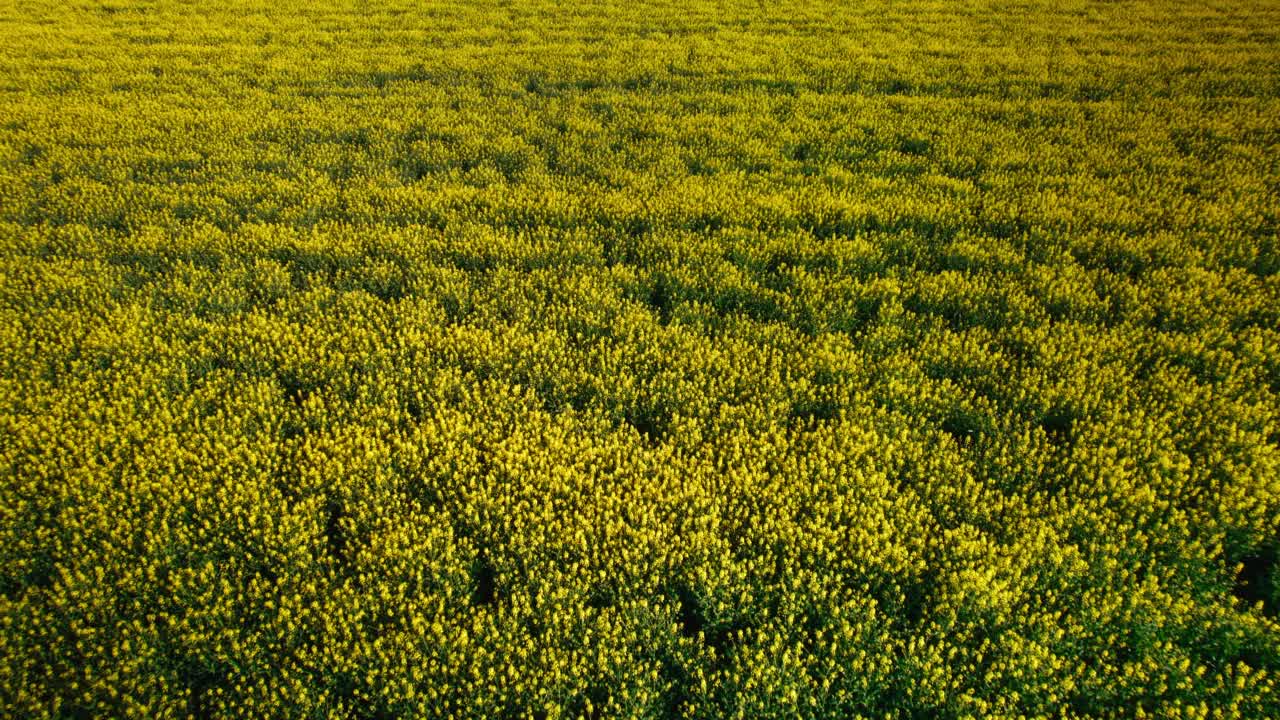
2,0,1279,717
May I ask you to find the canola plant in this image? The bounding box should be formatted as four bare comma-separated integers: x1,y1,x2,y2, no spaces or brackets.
1,0,1278,718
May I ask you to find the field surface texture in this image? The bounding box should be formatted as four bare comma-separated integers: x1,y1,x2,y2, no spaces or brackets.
2,0,1280,718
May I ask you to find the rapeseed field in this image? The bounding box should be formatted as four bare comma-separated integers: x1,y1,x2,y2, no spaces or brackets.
1,0,1278,717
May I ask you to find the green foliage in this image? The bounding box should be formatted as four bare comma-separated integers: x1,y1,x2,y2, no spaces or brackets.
1,0,1279,718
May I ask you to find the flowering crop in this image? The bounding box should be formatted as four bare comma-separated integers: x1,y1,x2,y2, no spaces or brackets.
1,0,1279,718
